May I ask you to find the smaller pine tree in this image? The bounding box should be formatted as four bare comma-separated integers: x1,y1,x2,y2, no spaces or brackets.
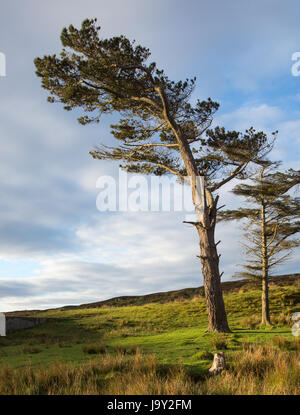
219,164,300,326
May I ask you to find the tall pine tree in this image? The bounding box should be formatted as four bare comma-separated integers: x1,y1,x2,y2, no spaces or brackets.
34,18,274,332
219,165,300,326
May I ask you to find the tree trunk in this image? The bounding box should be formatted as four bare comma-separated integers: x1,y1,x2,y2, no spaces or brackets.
261,276,271,326
176,136,230,332
196,198,231,332
157,105,231,333
261,202,271,326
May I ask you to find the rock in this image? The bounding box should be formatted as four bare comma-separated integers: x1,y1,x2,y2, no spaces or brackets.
208,352,226,375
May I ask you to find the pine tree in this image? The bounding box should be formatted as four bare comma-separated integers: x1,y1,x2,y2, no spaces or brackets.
34,18,275,332
219,165,300,326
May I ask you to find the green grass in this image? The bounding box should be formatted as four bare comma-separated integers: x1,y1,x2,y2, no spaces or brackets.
0,278,299,394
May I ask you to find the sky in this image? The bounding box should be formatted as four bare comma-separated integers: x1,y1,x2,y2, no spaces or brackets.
0,0,299,311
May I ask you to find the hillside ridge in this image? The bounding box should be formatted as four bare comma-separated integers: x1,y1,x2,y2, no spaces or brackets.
6,273,300,316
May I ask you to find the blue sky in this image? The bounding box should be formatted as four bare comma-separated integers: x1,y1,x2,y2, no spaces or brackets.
0,0,299,311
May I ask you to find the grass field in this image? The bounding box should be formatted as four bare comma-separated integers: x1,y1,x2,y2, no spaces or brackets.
0,276,299,394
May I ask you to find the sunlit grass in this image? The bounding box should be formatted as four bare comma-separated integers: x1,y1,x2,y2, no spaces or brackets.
0,280,299,394
0,345,298,395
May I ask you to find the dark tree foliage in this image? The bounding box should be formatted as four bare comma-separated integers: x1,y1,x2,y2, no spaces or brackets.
34,19,275,332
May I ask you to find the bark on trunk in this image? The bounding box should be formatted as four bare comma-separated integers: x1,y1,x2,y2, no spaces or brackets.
196,196,231,332
261,276,271,326
156,91,231,332
261,202,271,326
175,134,231,332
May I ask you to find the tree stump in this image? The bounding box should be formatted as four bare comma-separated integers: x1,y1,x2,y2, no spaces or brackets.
208,352,226,375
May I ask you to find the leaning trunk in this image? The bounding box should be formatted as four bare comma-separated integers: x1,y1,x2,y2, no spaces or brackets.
159,110,231,333
179,141,230,332
196,195,231,332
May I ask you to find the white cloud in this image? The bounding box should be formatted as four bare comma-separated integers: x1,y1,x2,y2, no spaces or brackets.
215,103,284,131
0,209,242,311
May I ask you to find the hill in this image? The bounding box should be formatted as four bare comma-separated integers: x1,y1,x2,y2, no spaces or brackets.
6,273,300,316
0,273,299,394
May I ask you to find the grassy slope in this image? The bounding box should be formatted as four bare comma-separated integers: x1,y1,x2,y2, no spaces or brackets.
0,275,299,376
6,273,299,313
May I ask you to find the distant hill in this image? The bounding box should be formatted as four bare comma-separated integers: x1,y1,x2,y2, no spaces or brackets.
6,273,300,316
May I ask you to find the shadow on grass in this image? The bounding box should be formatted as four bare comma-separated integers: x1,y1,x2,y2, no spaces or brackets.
233,328,291,335
1,316,103,348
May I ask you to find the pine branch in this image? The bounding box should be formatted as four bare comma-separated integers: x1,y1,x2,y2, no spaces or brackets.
210,162,247,192
266,223,278,248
